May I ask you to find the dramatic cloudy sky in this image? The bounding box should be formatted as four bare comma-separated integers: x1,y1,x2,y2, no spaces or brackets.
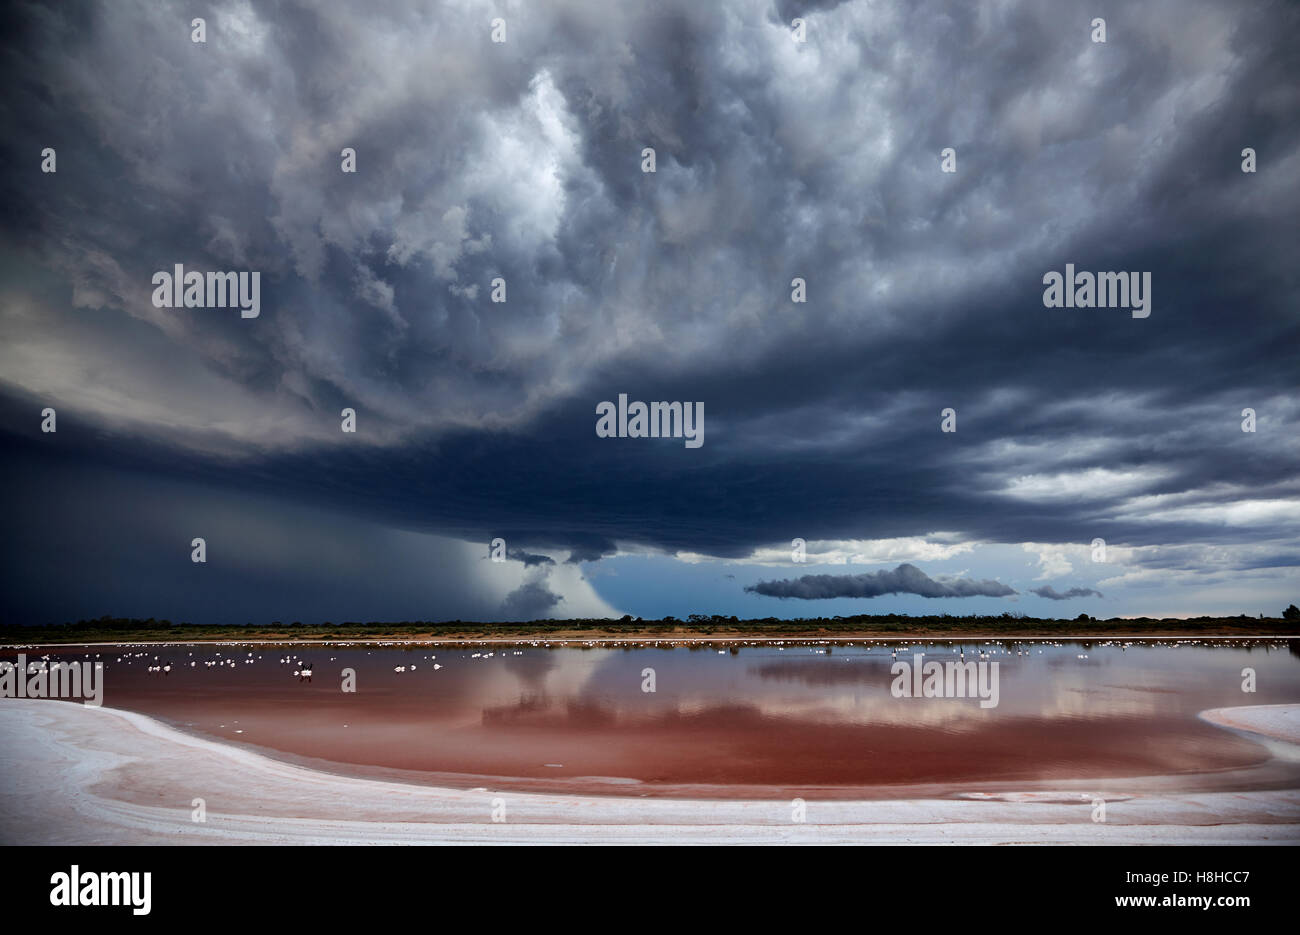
1,0,1297,624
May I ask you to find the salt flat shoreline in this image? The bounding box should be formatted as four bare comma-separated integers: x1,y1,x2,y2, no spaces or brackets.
2,699,1298,845
1200,705,1300,747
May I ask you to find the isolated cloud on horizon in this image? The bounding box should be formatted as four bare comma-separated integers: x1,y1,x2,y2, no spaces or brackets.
745,563,1017,600
1030,585,1105,601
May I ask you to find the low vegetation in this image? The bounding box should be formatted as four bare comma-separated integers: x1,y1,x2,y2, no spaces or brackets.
1,610,1294,644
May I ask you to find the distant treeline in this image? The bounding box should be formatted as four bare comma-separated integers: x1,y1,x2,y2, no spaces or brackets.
0,611,1294,643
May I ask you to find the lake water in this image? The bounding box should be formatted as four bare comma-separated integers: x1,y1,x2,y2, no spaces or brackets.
28,639,1300,798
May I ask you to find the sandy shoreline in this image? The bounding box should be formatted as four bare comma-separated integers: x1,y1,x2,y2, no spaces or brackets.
2,699,1298,845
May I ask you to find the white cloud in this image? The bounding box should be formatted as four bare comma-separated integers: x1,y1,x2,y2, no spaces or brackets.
677,535,977,567
1001,467,1169,502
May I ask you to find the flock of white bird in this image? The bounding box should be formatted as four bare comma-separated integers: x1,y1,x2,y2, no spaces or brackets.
20,637,1276,686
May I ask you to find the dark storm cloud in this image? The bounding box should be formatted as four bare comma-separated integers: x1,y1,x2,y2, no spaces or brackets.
0,0,1297,621
1030,586,1105,601
506,547,555,567
772,0,855,21
564,541,619,564
745,563,1016,599
500,581,563,619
